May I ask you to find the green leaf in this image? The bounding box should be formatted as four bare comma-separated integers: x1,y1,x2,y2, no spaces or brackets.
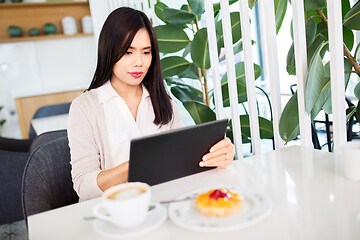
344,1,360,30
215,12,242,44
226,120,250,143
307,33,327,65
163,8,195,25
279,92,300,143
154,2,169,24
305,18,317,46
180,4,188,11
183,101,216,124
304,0,327,11
155,25,190,54
219,40,256,62
286,42,296,75
170,85,203,103
305,42,326,113
343,26,354,51
318,58,353,115
354,81,360,100
191,28,211,69
248,0,258,9
238,115,274,139
274,0,287,34
221,62,262,106
346,106,356,123
187,0,204,15
342,0,351,20
161,56,190,77
182,41,192,57
177,63,200,79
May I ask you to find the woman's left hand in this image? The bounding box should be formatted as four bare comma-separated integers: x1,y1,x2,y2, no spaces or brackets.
200,137,234,169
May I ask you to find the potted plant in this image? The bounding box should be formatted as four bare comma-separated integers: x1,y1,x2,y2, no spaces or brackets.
279,0,360,145
154,0,274,145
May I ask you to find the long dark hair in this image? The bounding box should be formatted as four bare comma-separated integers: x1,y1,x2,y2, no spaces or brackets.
88,7,173,126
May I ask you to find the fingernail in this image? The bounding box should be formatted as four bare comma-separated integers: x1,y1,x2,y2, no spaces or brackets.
209,148,215,153
199,162,204,167
202,156,207,161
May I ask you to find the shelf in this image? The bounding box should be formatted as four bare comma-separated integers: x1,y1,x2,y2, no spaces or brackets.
0,32,93,43
0,1,91,43
0,1,88,8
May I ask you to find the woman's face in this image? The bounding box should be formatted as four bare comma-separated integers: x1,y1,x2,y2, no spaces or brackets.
111,28,152,88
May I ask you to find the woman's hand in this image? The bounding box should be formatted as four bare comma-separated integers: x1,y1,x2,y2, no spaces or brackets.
200,137,234,169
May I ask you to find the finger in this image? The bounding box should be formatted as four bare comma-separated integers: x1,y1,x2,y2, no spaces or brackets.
200,151,234,167
208,138,232,153
203,142,233,161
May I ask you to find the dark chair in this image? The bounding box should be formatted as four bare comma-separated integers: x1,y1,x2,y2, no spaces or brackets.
22,135,79,224
29,129,67,153
28,102,71,139
0,138,30,225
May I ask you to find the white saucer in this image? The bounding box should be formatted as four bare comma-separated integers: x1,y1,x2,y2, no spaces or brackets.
168,186,272,232
93,203,166,238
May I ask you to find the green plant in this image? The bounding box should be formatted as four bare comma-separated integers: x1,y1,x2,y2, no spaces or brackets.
279,0,360,143
154,0,274,144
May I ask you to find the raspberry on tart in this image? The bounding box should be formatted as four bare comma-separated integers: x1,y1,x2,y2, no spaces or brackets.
195,188,244,217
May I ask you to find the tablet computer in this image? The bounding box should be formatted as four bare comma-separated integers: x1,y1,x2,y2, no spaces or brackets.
128,118,229,186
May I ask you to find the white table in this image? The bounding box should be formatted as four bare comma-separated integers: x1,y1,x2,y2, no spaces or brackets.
28,146,360,240
30,114,69,135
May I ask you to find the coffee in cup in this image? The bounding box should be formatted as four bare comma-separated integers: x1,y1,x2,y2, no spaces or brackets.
93,182,151,228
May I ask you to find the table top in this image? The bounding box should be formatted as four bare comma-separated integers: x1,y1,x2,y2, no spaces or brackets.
31,114,68,135
28,145,360,240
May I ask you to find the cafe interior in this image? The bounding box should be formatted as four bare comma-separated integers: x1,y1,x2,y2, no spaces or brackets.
1,0,360,239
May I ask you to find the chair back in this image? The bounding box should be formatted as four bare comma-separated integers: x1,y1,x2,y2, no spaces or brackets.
22,136,79,222
0,150,29,224
29,129,67,153
28,102,71,139
0,137,32,152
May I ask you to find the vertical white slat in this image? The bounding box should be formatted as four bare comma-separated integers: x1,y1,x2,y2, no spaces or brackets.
291,0,312,148
327,0,347,153
204,0,225,120
134,0,141,10
142,0,151,18
220,0,243,160
238,0,261,154
149,0,159,26
89,0,111,44
258,0,284,149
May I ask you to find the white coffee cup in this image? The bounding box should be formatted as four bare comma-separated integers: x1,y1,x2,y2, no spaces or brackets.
93,182,151,228
342,141,360,180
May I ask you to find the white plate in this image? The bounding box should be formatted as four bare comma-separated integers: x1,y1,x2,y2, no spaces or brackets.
93,203,166,238
168,186,272,232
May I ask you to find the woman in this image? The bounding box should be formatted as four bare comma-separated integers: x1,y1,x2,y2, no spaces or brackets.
68,7,234,201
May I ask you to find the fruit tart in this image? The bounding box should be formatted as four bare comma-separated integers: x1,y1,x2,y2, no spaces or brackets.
195,188,244,217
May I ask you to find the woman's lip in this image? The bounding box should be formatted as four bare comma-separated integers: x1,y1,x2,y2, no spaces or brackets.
129,72,143,78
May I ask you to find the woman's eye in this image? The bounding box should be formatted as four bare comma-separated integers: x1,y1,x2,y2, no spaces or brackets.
144,51,151,55
126,51,132,55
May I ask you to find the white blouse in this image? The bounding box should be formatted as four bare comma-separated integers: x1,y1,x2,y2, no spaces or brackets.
95,81,183,169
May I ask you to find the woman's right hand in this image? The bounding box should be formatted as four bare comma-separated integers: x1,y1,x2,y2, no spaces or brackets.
97,161,129,192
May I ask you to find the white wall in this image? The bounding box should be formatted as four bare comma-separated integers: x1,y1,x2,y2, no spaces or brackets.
0,36,97,138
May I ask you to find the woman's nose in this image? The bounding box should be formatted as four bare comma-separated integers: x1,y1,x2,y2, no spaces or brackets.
133,53,143,67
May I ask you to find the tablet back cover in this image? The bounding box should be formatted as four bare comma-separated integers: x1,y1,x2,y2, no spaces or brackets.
128,119,228,186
